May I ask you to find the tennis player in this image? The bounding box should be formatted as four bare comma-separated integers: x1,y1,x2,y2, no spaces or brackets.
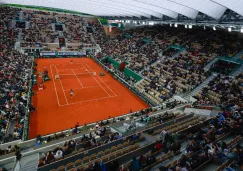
70,89,75,98
70,60,73,64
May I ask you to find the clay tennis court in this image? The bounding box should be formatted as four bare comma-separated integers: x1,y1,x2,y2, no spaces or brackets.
29,58,149,139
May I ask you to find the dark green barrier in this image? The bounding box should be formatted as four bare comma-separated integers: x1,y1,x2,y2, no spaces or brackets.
124,68,142,81
101,57,142,82
23,56,35,140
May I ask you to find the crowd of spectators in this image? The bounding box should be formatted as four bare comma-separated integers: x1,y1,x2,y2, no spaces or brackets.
20,10,94,51
156,106,243,171
211,60,239,75
196,73,243,107
0,6,33,143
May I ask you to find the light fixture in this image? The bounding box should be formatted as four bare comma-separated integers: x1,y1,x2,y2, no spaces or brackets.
170,24,172,27
241,28,243,33
189,25,192,29
204,26,206,30
228,27,232,32
149,21,154,25
174,24,178,27
213,27,216,31
185,25,187,28
142,21,145,25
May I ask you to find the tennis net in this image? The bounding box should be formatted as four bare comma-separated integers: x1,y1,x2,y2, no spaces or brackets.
56,72,96,79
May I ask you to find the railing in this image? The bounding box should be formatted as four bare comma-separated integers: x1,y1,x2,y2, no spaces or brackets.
22,55,35,141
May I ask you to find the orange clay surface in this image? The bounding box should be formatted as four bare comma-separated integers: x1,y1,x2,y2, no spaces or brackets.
29,58,149,139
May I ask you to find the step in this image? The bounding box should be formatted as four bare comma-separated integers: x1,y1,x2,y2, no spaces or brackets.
204,58,219,71
183,75,216,101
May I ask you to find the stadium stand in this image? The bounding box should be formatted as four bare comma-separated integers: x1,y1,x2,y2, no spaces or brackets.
0,6,33,144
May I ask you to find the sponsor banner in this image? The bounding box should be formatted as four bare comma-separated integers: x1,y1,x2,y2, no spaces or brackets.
40,52,86,57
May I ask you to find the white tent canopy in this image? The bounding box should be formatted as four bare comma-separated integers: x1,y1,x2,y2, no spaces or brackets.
2,0,243,19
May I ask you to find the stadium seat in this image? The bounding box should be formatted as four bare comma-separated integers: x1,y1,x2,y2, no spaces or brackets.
82,156,90,163
90,153,97,160
78,165,85,171
109,152,116,160
101,155,108,162
110,146,116,152
66,162,74,170
74,159,82,167
98,151,104,157
104,149,110,155
57,165,65,171
116,150,122,157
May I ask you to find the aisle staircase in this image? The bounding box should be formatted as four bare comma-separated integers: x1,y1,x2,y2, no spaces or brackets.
204,58,219,71
19,153,39,171
233,50,243,59
231,64,243,77
183,74,216,101
19,11,24,20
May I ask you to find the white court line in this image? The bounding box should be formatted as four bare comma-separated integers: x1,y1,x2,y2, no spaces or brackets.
71,69,83,88
81,63,111,97
86,64,117,96
57,68,84,71
64,86,99,91
59,95,117,106
54,65,69,105
56,72,94,76
49,65,60,106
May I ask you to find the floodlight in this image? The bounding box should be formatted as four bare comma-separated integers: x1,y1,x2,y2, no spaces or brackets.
189,25,192,29
228,27,232,32
174,24,178,27
185,25,187,28
241,28,243,33
213,27,216,31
